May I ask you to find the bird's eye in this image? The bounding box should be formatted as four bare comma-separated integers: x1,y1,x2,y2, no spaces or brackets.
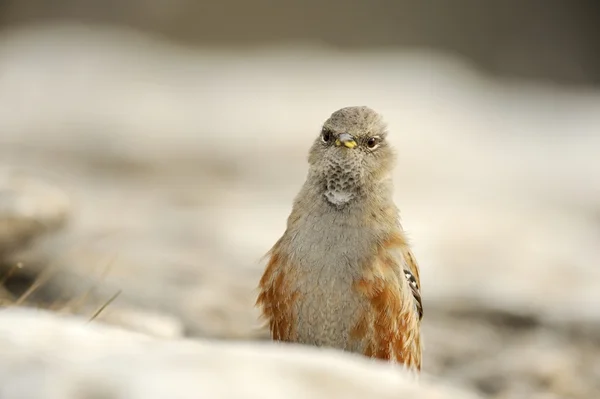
366,136,380,149
321,129,332,143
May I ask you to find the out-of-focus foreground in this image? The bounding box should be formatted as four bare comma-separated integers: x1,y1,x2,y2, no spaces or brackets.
0,3,599,399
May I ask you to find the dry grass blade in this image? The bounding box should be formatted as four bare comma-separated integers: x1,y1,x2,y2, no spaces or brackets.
13,264,55,306
87,289,122,323
0,261,23,287
60,252,119,314
1,229,124,314
0,262,21,305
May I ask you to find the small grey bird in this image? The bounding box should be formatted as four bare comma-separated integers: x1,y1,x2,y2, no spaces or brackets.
256,106,423,371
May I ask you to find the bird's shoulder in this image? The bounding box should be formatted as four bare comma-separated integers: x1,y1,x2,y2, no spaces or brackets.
360,231,423,320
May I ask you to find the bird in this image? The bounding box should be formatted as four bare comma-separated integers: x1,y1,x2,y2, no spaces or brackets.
256,106,423,371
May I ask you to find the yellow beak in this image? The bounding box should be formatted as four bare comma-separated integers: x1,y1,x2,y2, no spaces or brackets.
335,133,357,149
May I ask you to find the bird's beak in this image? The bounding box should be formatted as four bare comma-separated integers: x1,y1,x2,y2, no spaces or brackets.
335,133,357,149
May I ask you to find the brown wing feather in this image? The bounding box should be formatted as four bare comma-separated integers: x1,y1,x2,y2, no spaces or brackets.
351,232,423,371
256,245,299,342
400,241,423,320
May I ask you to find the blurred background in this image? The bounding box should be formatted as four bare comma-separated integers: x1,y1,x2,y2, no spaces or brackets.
0,1,599,398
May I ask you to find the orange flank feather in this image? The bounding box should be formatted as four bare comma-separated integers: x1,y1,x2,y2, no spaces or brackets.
256,249,300,342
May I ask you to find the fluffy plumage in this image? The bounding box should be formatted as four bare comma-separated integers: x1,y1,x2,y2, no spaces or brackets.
256,106,423,371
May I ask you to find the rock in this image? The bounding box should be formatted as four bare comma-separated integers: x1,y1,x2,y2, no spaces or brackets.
0,169,70,256
0,308,480,399
422,315,600,399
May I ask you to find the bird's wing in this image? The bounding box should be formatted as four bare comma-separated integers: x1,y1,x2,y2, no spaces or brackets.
401,247,423,320
352,233,422,369
256,244,299,342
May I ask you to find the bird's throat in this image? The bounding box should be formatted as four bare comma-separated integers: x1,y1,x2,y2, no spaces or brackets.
324,189,355,207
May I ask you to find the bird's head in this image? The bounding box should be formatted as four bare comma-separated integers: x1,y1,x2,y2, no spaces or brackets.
307,106,395,206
